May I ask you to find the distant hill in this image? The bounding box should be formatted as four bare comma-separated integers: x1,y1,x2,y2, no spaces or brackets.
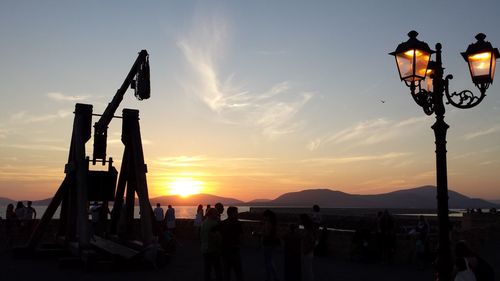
245,199,272,205
0,197,52,205
151,193,243,206
2,186,497,209
0,197,15,205
33,198,53,205
265,186,499,209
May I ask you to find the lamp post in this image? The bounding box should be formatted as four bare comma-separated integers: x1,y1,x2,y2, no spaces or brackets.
390,31,499,281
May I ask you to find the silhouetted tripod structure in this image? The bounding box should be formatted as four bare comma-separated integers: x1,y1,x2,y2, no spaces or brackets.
27,50,155,257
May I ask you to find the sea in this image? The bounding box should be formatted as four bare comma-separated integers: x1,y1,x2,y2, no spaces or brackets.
0,204,471,221
0,204,250,221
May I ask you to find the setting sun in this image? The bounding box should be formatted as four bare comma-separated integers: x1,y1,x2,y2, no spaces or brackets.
168,178,204,197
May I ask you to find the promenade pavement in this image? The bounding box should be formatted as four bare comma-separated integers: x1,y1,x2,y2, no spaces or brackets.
1,238,434,281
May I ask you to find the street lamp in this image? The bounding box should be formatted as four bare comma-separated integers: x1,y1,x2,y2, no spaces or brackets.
390,31,498,281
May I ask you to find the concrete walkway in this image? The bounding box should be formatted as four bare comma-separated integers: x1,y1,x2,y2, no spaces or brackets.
1,238,434,281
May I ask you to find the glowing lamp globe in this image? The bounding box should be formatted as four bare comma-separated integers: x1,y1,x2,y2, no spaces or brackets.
461,33,500,87
390,31,434,85
423,61,437,92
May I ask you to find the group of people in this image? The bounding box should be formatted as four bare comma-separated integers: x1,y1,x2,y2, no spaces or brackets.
406,214,495,281
3,201,37,247
145,202,247,280
466,208,497,214
4,200,495,281
196,202,259,281
453,240,494,281
259,206,324,281
195,203,323,281
199,202,243,281
5,201,37,222
153,203,177,243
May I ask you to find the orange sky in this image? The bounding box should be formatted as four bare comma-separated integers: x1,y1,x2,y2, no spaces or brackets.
1,2,500,202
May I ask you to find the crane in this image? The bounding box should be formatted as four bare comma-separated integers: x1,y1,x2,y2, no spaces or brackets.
93,49,150,164
27,50,156,261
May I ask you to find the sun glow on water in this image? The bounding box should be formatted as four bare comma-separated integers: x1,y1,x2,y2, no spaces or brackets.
168,178,203,197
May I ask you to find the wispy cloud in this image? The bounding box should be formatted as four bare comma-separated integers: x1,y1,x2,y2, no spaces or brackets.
464,125,500,140
299,152,412,165
307,116,428,151
47,92,89,102
10,111,27,120
152,155,208,167
412,170,435,180
148,155,285,183
358,178,410,189
178,13,313,139
10,110,71,123
1,143,68,152
152,155,274,169
0,125,11,139
0,164,62,181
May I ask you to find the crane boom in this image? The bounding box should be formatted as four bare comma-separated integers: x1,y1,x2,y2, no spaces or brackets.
93,50,150,163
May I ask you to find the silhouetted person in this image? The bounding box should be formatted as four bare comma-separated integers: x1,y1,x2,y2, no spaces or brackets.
454,256,475,281
205,204,212,218
15,201,26,222
415,215,429,268
261,209,280,281
300,214,316,281
220,206,243,281
193,204,204,238
98,201,111,236
154,203,164,235
195,204,204,226
15,201,27,236
5,203,17,247
311,205,322,228
377,209,395,262
25,201,37,220
165,204,176,233
201,208,222,281
154,203,164,221
416,215,429,239
25,201,37,232
311,204,327,257
455,240,494,281
415,232,427,270
284,224,301,281
5,204,16,221
215,202,224,222
89,201,101,236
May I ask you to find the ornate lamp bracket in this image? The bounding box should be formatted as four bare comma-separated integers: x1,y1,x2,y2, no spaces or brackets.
410,82,435,115
444,74,486,109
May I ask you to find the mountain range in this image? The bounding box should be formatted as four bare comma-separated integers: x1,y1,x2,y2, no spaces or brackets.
260,186,499,209
2,186,498,209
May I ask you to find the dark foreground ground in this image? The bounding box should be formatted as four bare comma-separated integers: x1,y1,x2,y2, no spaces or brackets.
1,237,435,281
